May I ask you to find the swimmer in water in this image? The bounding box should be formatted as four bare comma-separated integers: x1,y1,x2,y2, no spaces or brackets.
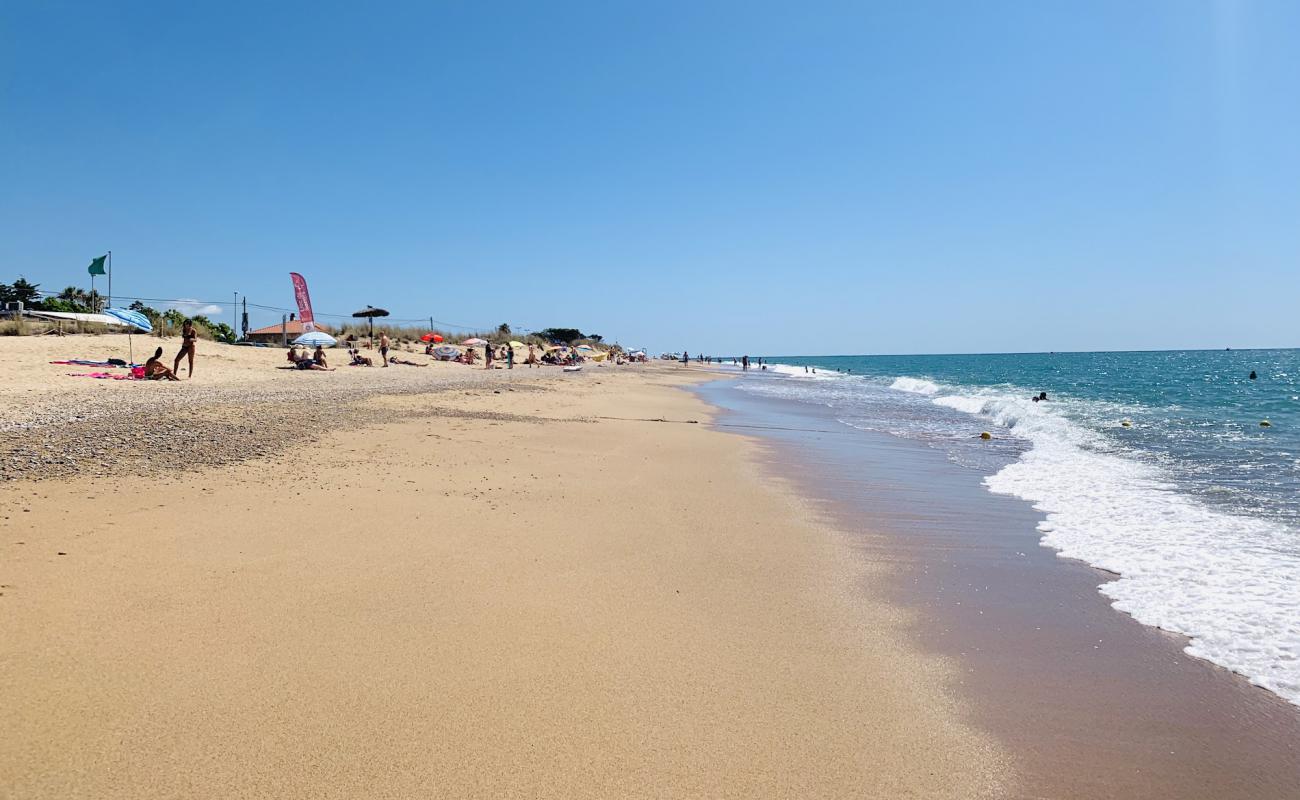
1250,370,1258,380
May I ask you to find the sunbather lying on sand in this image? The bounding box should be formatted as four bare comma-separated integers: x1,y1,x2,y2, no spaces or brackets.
296,355,332,371
388,356,427,367
348,348,373,366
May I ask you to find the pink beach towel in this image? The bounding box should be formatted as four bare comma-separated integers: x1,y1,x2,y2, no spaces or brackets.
67,372,144,381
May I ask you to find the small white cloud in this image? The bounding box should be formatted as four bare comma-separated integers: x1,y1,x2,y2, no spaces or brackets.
166,299,225,316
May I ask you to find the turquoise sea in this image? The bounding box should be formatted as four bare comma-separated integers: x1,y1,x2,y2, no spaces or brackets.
723,349,1300,705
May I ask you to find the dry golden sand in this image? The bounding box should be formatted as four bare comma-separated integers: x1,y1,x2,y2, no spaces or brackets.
0,333,495,423
0,367,1009,798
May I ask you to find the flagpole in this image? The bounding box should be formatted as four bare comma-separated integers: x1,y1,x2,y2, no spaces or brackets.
107,250,112,309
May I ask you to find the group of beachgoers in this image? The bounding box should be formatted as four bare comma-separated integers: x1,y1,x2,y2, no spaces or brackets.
679,352,768,371
472,342,599,369
55,314,639,383
285,344,334,371
65,319,632,379
279,332,633,372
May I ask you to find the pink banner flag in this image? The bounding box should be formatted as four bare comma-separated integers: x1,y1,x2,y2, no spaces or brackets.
289,272,317,332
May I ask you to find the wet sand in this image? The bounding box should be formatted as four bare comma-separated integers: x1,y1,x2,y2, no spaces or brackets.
696,378,1300,800
0,367,1008,798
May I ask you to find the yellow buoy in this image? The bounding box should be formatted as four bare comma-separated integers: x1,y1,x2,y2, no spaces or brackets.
979,431,992,440
1120,419,1132,428
1260,420,1272,427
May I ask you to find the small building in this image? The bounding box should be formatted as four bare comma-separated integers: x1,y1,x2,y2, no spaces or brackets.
245,317,331,345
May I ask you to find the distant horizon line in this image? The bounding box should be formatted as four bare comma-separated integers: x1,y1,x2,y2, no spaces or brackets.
705,346,1299,359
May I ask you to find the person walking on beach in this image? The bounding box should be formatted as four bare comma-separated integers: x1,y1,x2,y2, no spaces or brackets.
527,344,537,367
485,342,493,369
173,318,197,378
507,345,515,369
682,351,689,365
379,332,390,367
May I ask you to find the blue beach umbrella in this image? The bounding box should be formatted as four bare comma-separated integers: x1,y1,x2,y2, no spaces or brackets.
103,308,152,332
293,331,337,347
103,307,153,364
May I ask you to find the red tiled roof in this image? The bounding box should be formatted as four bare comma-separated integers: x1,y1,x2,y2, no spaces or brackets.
246,320,330,336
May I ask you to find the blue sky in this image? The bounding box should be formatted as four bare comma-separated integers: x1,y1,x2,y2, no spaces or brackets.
3,1,1297,354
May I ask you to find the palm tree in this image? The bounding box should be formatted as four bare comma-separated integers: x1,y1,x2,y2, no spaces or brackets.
58,286,90,308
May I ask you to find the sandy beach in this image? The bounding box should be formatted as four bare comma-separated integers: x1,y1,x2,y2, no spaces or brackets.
0,335,557,482
0,338,1008,798
8,1,1299,794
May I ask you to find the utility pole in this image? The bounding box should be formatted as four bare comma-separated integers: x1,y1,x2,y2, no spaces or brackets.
233,292,238,341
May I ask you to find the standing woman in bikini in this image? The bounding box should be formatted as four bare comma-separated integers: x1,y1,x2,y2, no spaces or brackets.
174,318,198,378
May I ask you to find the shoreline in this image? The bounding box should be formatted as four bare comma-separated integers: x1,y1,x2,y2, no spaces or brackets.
0,363,1010,797
694,374,1300,798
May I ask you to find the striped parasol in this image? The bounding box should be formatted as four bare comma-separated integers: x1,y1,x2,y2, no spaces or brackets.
103,307,153,364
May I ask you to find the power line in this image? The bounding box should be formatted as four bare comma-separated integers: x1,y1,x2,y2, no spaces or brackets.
38,290,512,332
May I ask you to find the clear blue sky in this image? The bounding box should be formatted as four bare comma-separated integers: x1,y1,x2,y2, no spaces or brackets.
3,1,1297,354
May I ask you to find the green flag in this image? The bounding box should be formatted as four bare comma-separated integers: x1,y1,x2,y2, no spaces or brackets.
87,255,107,276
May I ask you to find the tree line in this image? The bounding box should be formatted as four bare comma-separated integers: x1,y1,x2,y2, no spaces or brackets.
4,276,597,347
0,276,236,342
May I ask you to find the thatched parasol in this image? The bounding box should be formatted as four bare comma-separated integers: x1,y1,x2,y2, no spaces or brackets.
351,305,390,340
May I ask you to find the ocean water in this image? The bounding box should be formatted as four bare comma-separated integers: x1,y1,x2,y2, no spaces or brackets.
724,350,1300,705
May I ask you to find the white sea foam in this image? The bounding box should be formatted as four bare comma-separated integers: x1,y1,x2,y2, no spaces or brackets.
767,363,810,378
768,363,845,380
931,393,993,415
903,381,1300,705
889,376,941,395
